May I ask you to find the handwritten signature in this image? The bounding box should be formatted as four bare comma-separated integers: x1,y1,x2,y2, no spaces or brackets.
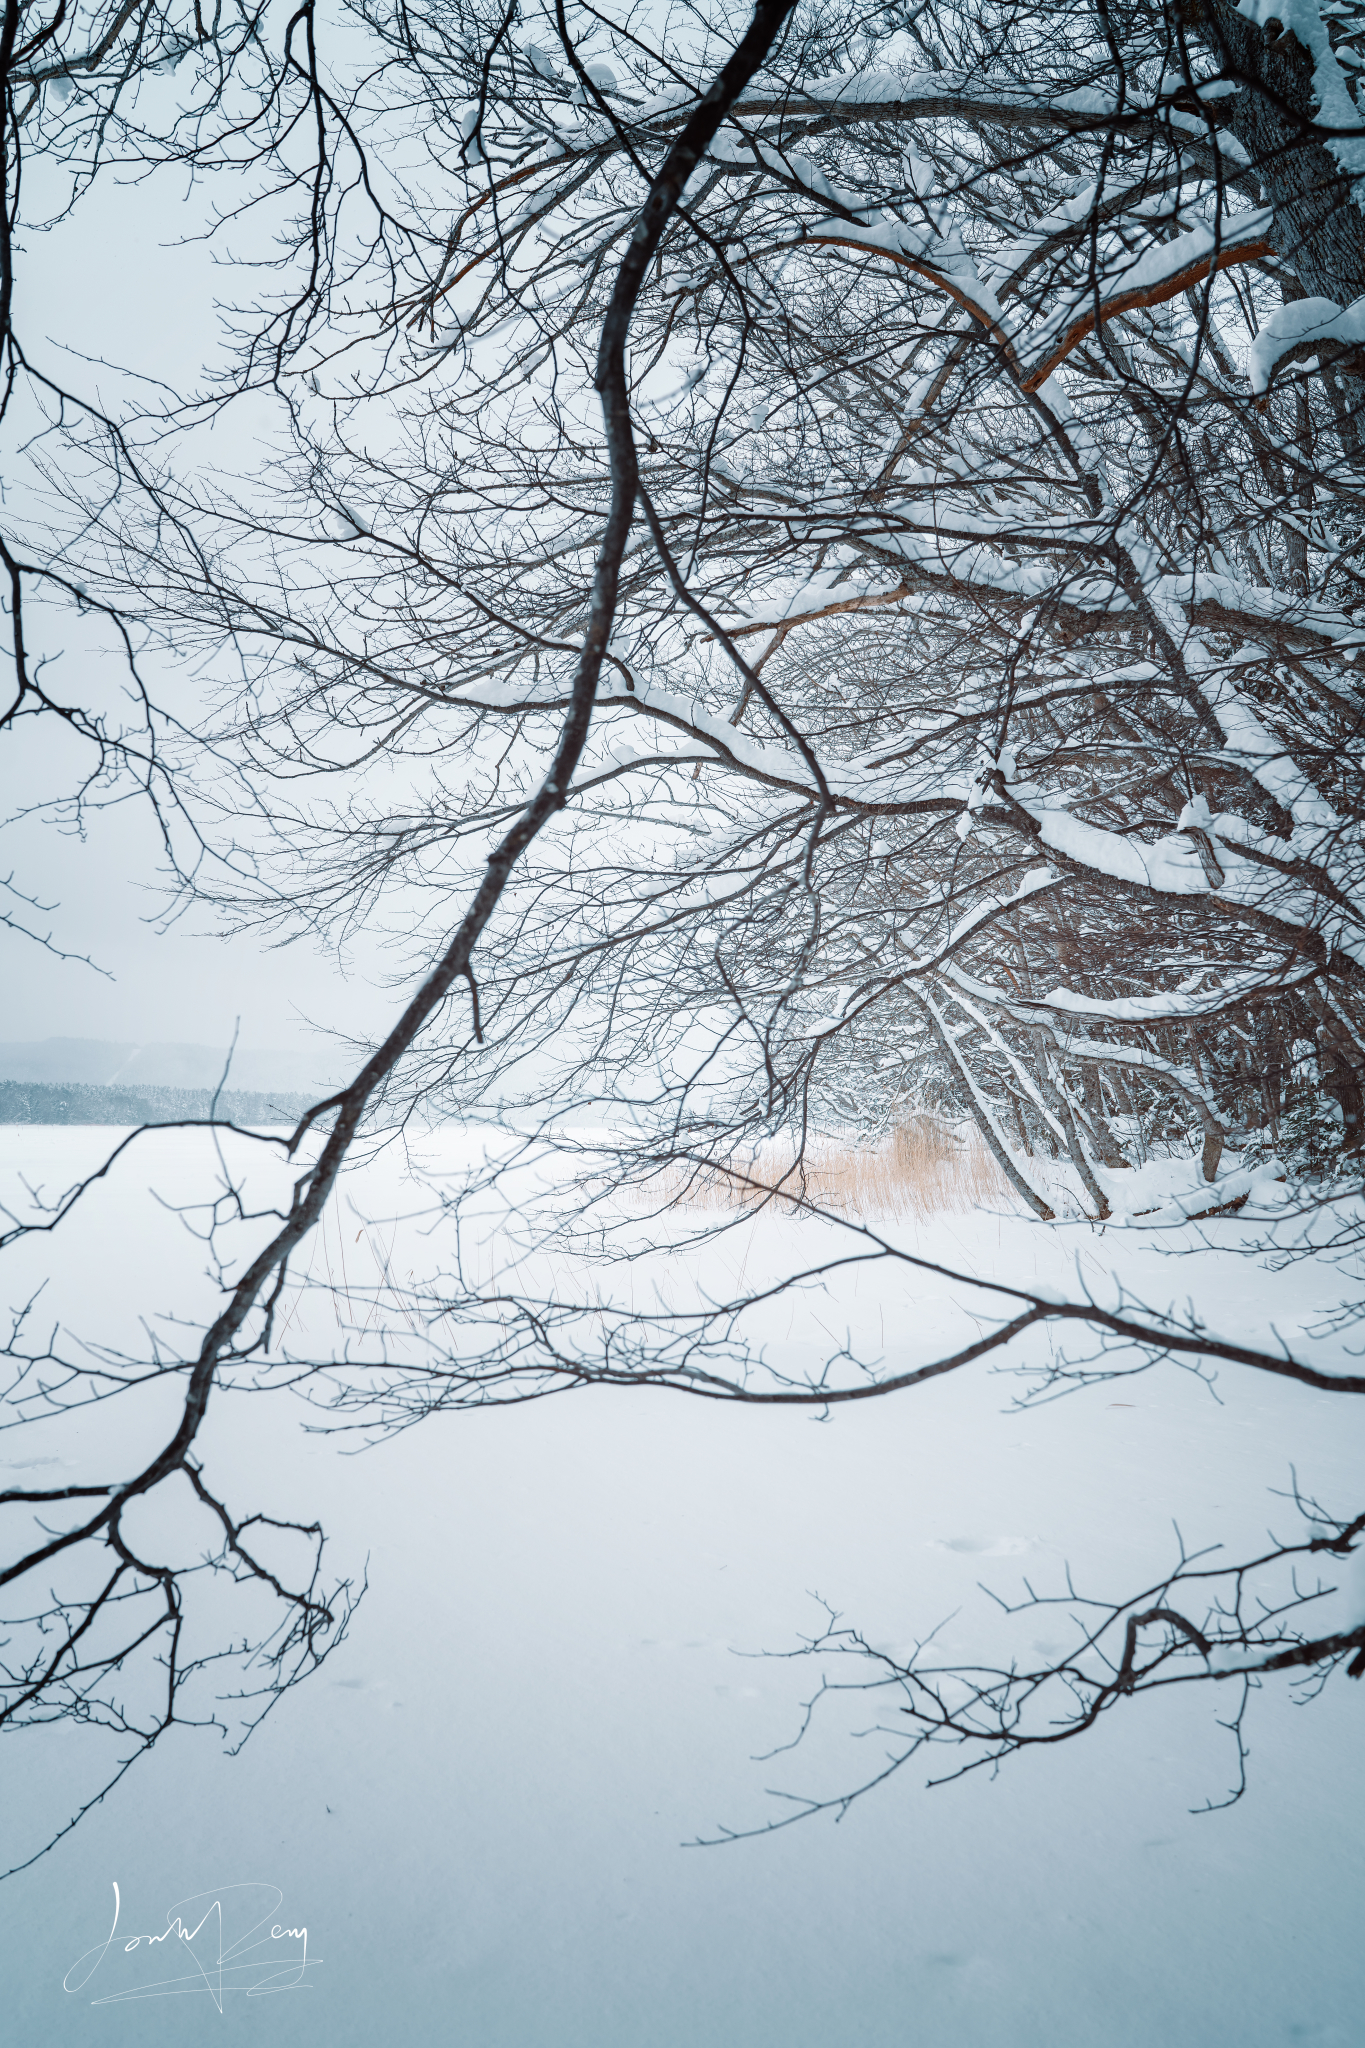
64,1882,318,2010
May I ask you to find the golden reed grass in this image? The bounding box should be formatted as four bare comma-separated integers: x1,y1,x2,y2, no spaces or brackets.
653,1116,1013,1221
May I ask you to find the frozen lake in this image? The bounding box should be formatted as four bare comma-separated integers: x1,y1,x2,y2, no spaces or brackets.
3,1125,1363,2045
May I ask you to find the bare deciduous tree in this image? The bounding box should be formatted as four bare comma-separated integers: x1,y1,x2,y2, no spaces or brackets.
5,0,1365,1866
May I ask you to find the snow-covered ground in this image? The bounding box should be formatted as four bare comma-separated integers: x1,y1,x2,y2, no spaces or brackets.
3,1124,1363,2046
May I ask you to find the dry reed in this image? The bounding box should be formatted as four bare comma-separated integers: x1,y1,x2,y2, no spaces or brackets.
651,1116,1014,1221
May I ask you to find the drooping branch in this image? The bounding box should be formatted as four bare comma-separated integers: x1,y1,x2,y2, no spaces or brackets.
0,0,802,1875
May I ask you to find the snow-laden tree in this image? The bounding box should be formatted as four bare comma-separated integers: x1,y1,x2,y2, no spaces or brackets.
50,0,1362,1213
5,0,1365,1862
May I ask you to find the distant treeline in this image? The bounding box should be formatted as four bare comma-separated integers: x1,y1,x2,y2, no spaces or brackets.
0,1081,330,1127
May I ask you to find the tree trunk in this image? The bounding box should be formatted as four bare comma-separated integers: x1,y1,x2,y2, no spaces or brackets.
1201,0,1365,311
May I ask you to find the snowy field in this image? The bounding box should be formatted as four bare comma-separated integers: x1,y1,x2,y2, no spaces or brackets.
3,1123,1364,2046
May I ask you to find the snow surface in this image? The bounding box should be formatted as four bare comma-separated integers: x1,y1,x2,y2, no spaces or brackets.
3,1124,1364,2046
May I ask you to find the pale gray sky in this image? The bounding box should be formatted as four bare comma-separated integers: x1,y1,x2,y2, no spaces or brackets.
3,138,396,1064
2,779,390,1058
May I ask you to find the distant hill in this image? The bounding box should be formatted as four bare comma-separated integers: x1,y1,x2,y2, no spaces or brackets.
0,1038,342,1092
0,1080,330,1127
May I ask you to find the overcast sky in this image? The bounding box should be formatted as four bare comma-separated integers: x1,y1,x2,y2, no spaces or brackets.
1,792,389,1055
3,140,397,1060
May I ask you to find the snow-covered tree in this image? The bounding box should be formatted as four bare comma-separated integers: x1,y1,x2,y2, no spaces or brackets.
5,0,1365,1861
80,0,1362,1213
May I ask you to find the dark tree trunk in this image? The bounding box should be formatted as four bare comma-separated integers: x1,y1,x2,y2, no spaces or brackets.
1317,1013,1365,1152
1201,0,1365,309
